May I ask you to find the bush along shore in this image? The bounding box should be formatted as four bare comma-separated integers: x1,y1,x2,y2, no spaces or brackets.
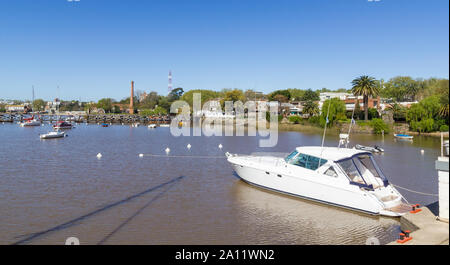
281,115,448,137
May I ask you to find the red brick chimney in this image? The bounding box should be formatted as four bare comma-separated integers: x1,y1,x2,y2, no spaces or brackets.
130,81,134,114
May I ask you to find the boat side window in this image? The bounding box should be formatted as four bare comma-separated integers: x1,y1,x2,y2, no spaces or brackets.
324,166,338,178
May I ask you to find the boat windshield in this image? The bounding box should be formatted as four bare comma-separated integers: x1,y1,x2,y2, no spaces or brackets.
337,154,388,189
284,151,299,163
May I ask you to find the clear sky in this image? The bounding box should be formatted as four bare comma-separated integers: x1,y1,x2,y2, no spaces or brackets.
0,0,448,101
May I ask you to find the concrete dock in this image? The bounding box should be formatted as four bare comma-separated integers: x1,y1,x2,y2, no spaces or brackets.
388,206,449,245
389,146,449,245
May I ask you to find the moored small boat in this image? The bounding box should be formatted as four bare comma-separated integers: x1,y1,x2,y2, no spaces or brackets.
53,121,73,130
20,115,41,127
101,123,109,127
148,124,157,128
40,130,66,139
355,144,384,153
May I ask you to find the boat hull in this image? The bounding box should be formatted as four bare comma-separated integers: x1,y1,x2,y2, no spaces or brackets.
230,163,385,216
40,132,65,139
394,134,413,140
20,121,41,127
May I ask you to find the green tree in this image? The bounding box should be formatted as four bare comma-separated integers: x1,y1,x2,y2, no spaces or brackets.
140,92,159,109
370,118,390,134
351,75,379,121
302,100,319,117
244,89,265,101
222,89,245,102
32,99,45,112
168,87,184,101
268,89,291,101
320,98,346,127
180,89,221,109
386,102,407,121
300,89,320,101
97,98,114,113
112,105,121,114
382,76,421,102
273,94,289,103
287,89,305,101
153,106,167,115
289,115,302,124
437,81,449,119
157,96,171,113
406,95,442,132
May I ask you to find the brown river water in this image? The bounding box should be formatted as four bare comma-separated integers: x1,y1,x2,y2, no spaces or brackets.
0,123,442,245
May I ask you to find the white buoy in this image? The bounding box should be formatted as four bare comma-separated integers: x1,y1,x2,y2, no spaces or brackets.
218,144,223,149
96,153,102,158
139,153,144,157
421,149,425,154
187,144,191,149
165,148,170,154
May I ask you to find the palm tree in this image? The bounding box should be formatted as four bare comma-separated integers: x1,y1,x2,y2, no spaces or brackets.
302,100,319,117
439,104,449,118
351,75,379,121
386,101,407,121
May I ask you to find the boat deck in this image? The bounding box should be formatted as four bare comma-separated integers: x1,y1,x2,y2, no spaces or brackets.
386,203,412,214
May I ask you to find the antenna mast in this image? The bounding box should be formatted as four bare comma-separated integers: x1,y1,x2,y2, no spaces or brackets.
168,70,173,95
318,100,332,168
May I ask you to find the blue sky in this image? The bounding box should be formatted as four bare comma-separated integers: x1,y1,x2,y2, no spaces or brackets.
0,0,448,101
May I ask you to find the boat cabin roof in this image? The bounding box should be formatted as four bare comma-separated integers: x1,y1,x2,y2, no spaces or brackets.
295,146,369,162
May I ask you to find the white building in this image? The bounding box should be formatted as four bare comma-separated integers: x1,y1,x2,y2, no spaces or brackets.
6,105,26,112
46,99,61,113
319,92,354,102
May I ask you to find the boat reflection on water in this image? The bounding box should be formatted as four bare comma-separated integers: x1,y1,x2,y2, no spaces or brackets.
230,179,400,245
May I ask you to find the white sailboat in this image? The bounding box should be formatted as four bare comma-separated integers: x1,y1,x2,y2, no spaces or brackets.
20,86,41,127
40,87,66,140
40,130,65,139
20,115,41,127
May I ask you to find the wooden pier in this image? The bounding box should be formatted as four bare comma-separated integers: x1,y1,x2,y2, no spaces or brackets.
0,113,172,125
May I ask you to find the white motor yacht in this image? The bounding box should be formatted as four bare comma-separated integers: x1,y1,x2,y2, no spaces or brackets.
226,146,411,217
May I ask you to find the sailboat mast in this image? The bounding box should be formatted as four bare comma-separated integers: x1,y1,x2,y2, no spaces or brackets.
32,85,35,113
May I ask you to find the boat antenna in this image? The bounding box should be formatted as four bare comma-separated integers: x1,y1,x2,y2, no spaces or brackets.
318,100,331,168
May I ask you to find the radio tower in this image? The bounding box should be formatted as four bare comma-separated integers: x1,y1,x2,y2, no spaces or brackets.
168,70,173,95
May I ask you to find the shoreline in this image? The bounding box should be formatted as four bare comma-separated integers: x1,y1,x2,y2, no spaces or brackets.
278,122,449,138
1,112,448,138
